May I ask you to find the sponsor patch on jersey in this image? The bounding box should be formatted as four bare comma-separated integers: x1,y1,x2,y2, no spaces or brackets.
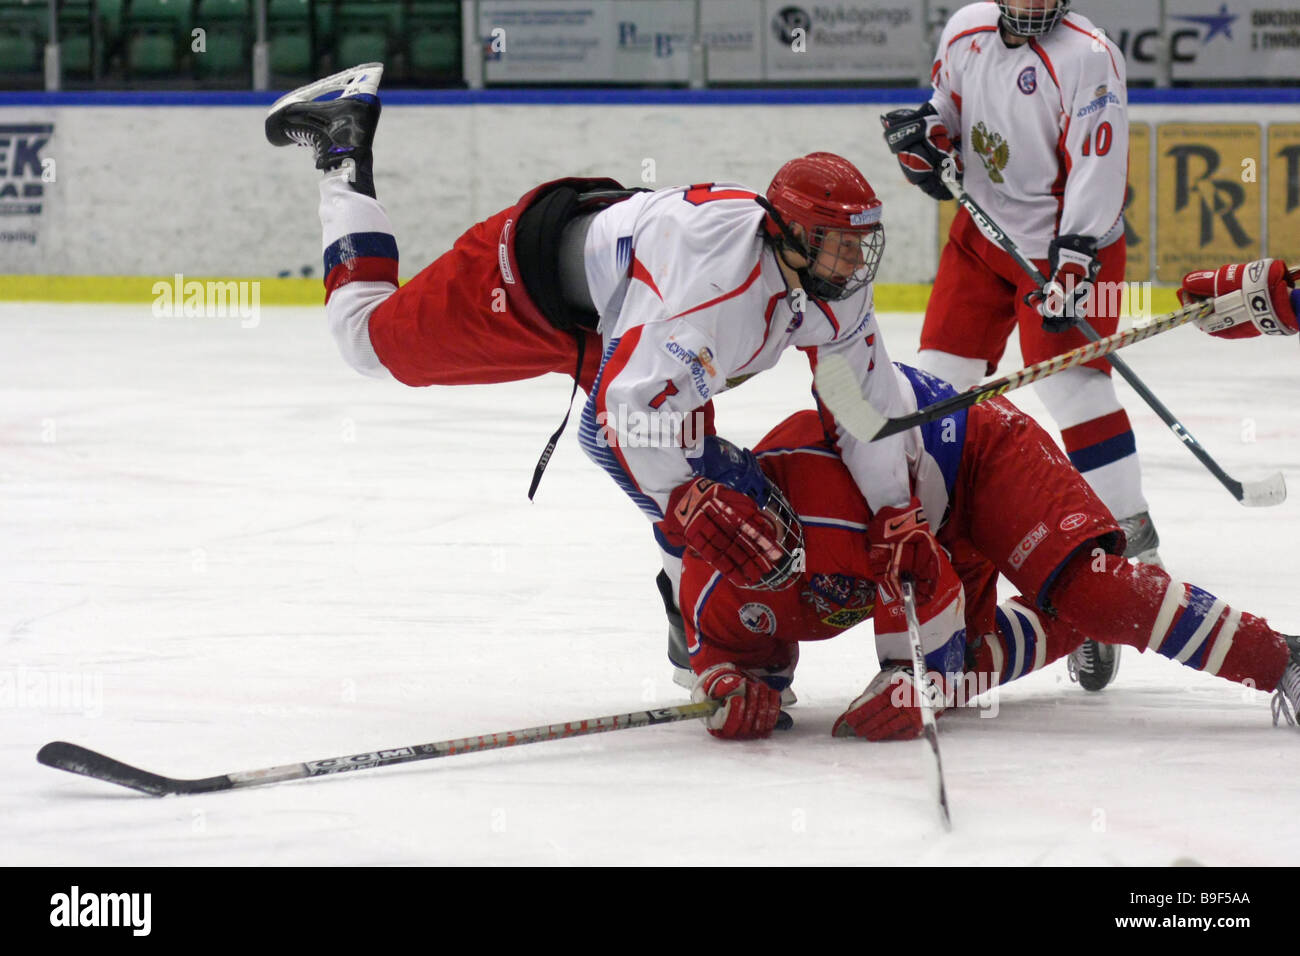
664,338,712,399
786,310,804,333
1009,522,1050,570
1017,66,1037,95
1076,90,1121,118
696,346,718,377
1059,512,1089,532
971,121,1011,183
843,310,873,341
616,235,633,273
498,219,515,284
739,602,777,635
823,606,873,629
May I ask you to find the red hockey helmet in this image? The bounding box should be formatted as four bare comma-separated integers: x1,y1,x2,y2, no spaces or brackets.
763,152,885,302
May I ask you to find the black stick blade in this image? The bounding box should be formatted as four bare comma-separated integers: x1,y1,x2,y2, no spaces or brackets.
37,742,232,797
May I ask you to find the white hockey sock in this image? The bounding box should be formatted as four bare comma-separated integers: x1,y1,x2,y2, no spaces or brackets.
1034,366,1149,520
915,349,987,392
319,170,398,378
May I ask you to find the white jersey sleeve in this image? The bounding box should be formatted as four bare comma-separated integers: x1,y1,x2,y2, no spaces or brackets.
807,304,914,515
1054,21,1128,243
927,5,987,139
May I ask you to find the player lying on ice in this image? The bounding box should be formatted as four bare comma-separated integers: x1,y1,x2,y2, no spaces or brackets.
264,64,950,688
676,364,1300,741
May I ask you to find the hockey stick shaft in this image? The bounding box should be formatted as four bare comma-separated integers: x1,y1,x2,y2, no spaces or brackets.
36,700,720,796
940,162,1283,506
815,297,1212,442
901,579,952,832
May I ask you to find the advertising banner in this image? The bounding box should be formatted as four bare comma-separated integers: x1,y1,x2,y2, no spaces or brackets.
1156,123,1262,282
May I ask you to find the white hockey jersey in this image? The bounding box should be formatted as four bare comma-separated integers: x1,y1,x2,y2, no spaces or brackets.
576,183,914,525
929,2,1128,257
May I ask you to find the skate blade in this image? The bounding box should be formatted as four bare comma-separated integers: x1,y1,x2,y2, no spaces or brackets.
268,63,385,116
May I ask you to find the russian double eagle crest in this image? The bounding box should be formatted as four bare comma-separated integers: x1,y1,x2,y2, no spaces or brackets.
971,121,1011,183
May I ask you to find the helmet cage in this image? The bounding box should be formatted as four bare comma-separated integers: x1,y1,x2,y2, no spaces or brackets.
996,0,1069,37
799,222,887,302
747,482,806,592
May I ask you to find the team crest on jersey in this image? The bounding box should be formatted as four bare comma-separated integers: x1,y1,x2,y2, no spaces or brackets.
739,602,777,635
1017,66,1037,95
802,574,876,628
971,121,1011,184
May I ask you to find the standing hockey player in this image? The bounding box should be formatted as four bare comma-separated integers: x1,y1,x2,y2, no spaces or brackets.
677,372,1300,741
882,0,1154,692
264,64,955,689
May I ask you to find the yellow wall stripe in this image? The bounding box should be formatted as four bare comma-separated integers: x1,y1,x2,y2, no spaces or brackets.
0,276,1182,317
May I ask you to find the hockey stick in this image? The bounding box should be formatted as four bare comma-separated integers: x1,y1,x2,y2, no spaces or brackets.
815,296,1213,442
901,579,952,832
938,161,1286,508
36,700,720,796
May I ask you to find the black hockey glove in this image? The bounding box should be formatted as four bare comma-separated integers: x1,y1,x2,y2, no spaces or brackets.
1039,234,1101,333
881,103,963,202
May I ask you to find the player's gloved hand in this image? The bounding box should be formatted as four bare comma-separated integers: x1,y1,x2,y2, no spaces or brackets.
667,477,785,589
692,662,783,740
867,497,944,604
832,664,949,741
1178,258,1298,340
1039,234,1100,332
880,102,963,202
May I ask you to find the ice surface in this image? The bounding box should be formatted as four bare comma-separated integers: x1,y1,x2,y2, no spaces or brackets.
2,303,1297,865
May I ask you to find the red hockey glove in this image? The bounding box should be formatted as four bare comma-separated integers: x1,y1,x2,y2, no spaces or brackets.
867,497,944,604
1178,259,1297,340
832,665,949,741
1039,234,1100,332
667,477,786,589
881,103,963,202
691,663,783,740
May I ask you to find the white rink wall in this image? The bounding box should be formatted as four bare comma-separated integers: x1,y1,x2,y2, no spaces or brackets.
2,99,1296,282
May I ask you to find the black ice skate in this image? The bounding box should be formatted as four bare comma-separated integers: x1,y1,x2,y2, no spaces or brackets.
1067,638,1121,693
657,570,695,691
1068,510,1163,692
265,62,383,197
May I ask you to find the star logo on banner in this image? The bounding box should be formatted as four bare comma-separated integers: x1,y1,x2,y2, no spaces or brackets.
1171,4,1238,44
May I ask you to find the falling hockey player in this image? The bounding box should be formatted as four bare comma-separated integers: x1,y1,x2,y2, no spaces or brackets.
675,366,1300,741
264,63,955,690
881,0,1157,690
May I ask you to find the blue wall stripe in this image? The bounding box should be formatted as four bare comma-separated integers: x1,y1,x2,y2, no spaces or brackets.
3,87,1297,108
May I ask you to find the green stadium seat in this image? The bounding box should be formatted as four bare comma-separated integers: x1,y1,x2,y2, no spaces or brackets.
405,0,458,81
192,0,249,81
126,28,177,74
268,0,314,78
0,1,46,84
57,0,104,80
269,29,311,76
335,28,386,70
121,0,186,79
330,0,396,70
